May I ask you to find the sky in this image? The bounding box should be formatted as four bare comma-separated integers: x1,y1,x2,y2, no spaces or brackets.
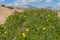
0,0,60,9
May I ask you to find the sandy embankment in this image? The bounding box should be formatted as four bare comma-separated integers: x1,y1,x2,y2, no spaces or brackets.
0,6,23,24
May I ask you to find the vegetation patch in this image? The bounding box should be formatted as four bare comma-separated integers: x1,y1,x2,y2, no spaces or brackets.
7,6,14,9
1,5,5,7
0,8,60,40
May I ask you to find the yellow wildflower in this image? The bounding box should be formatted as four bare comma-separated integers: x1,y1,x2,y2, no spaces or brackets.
26,28,29,32
37,28,40,30
37,27,42,30
22,33,26,37
4,31,7,34
47,15,50,17
11,18,13,20
24,16,27,18
42,27,46,30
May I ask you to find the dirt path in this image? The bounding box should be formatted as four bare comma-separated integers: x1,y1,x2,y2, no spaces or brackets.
0,6,13,24
57,12,60,18
0,6,23,24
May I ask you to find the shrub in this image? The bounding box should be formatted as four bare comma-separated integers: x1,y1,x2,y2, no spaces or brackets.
1,4,5,7
7,6,14,9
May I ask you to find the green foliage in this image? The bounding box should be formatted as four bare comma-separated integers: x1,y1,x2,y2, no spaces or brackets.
0,8,60,40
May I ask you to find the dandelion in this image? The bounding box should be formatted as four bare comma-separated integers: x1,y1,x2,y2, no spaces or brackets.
42,27,46,30
22,33,26,37
26,28,29,32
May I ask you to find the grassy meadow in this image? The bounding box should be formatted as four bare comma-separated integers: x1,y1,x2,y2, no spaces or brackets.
0,8,60,40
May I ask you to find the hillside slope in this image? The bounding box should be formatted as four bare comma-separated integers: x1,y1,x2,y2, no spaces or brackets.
0,9,60,40
0,6,23,24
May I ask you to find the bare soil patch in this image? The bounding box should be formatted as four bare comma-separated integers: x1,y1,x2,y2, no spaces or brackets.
0,6,23,24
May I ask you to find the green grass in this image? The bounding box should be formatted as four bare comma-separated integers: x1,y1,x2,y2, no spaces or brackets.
0,8,60,40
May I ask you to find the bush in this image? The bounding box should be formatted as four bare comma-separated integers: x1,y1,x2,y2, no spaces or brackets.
7,6,14,9
1,5,5,7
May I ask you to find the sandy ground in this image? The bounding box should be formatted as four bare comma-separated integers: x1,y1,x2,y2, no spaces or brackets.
0,6,23,24
57,12,60,18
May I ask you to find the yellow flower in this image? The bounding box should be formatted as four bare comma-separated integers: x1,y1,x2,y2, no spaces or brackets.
37,27,42,30
24,16,27,18
42,27,46,30
26,28,29,32
11,18,13,20
37,28,40,30
47,15,50,17
4,31,7,34
22,33,26,37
